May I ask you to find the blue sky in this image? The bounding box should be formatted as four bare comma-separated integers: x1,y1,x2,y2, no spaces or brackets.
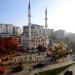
0,0,75,33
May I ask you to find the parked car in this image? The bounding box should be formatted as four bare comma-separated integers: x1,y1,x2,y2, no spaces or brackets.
0,67,6,75
10,65,23,73
33,63,46,69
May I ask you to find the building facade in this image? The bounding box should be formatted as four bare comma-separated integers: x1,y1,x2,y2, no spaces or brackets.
44,29,54,37
54,30,65,39
0,24,22,37
21,24,49,49
21,33,49,49
23,24,44,37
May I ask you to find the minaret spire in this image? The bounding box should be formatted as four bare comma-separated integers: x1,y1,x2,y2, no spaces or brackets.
45,7,48,35
28,0,31,39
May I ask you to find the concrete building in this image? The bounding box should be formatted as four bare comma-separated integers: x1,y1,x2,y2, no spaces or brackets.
0,24,22,37
44,29,54,37
66,32,75,42
21,24,48,49
0,24,13,34
21,34,49,49
54,30,65,39
13,26,23,35
7,24,14,35
23,24,44,37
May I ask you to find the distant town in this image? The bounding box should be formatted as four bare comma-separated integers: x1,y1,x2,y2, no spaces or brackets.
0,1,75,75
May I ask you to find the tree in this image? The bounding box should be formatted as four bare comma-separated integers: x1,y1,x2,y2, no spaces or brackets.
0,37,20,54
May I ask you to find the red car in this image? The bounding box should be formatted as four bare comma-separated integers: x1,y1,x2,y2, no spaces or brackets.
0,67,7,74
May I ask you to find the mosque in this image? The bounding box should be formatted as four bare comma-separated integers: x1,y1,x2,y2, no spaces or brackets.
21,1,49,49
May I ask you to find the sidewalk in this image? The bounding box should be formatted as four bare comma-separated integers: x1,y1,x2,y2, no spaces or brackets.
29,60,74,75
59,62,75,75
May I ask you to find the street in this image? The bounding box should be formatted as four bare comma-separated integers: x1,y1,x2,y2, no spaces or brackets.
1,54,73,75
3,59,74,75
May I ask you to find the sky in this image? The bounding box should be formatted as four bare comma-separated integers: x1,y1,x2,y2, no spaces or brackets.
0,0,75,33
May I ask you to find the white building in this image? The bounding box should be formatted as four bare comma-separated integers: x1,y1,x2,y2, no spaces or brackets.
44,29,54,37
21,33,49,49
17,27,23,35
66,32,75,42
7,24,14,35
23,24,44,37
54,30,65,39
21,24,49,49
0,24,22,37
13,26,23,35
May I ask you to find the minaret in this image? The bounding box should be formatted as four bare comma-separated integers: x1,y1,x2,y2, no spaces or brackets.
45,8,48,36
28,0,31,39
